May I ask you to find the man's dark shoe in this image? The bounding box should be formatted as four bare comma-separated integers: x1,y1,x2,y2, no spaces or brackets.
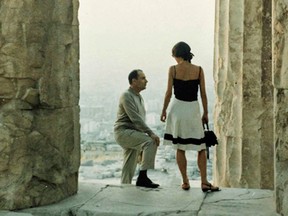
136,177,159,188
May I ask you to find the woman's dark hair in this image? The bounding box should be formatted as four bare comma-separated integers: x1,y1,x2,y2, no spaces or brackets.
172,41,194,63
128,69,142,84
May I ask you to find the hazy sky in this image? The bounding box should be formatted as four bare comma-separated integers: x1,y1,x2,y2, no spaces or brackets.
79,0,215,93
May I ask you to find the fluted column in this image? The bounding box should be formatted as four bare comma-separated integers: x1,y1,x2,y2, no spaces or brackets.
272,1,288,215
213,0,243,187
213,0,273,189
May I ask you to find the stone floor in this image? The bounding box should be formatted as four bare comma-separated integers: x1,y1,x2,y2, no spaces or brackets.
0,181,281,216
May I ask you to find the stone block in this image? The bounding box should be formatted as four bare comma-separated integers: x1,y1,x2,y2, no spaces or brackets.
0,77,15,98
0,106,80,210
274,89,288,215
21,88,40,106
0,0,80,210
273,1,288,89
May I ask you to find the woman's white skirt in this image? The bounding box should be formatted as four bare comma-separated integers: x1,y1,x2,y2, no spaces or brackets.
163,98,206,151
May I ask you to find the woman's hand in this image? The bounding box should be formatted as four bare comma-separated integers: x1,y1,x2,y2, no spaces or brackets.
202,113,208,125
160,111,167,122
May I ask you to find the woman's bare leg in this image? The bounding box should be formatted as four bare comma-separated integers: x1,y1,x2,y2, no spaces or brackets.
176,149,189,183
197,149,208,183
198,149,219,190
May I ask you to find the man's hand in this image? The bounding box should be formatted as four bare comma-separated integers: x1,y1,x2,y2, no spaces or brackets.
150,133,160,146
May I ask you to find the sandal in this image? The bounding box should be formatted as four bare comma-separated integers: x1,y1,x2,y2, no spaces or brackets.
182,182,190,190
201,182,220,192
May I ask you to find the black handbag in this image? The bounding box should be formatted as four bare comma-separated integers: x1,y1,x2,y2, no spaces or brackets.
204,123,218,159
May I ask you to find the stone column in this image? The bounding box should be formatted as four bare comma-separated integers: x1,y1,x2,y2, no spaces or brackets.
0,0,80,210
213,0,273,189
272,1,288,215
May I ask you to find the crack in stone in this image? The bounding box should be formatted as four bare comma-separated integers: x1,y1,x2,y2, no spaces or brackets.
234,190,273,201
206,196,273,204
68,184,110,214
196,192,208,215
136,187,162,192
136,209,194,216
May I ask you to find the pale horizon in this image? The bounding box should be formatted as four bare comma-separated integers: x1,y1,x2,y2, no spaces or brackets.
79,0,216,96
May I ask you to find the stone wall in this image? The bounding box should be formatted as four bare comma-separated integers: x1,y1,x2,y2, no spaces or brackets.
213,0,274,189
0,0,80,210
273,1,288,215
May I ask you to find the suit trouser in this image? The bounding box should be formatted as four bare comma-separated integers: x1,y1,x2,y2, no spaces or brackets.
114,129,158,184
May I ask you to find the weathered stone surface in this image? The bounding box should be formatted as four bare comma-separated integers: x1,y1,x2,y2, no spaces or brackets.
15,183,279,216
21,88,39,106
0,0,80,210
0,77,15,97
214,0,288,214
214,0,274,189
273,2,288,88
273,1,288,215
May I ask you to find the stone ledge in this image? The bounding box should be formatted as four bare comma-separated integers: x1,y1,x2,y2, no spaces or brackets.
3,182,280,216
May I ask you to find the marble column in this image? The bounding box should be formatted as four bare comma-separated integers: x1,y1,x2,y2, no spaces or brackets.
213,0,273,189
272,1,288,215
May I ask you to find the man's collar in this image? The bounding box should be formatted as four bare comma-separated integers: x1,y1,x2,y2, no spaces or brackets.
129,87,140,96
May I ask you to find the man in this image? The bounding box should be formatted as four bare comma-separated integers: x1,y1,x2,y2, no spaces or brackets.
114,69,160,188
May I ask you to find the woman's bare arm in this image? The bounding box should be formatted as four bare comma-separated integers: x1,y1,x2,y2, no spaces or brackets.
199,67,208,124
160,66,174,122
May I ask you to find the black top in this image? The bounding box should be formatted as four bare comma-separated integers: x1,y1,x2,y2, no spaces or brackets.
173,66,201,102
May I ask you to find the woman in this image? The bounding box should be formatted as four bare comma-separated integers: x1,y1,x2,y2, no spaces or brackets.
160,41,219,192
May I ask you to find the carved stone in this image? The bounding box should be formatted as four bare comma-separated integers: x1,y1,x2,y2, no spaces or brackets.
213,0,274,189
0,0,80,210
273,1,288,215
214,0,288,215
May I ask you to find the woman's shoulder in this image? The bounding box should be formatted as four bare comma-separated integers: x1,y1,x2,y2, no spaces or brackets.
190,63,201,69
169,65,177,70
168,65,176,74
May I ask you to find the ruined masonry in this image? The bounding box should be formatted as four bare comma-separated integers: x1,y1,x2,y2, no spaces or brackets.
213,0,288,215
214,0,274,190
0,0,80,210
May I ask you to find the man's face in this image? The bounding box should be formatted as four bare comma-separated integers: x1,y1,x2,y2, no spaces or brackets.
134,71,148,91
